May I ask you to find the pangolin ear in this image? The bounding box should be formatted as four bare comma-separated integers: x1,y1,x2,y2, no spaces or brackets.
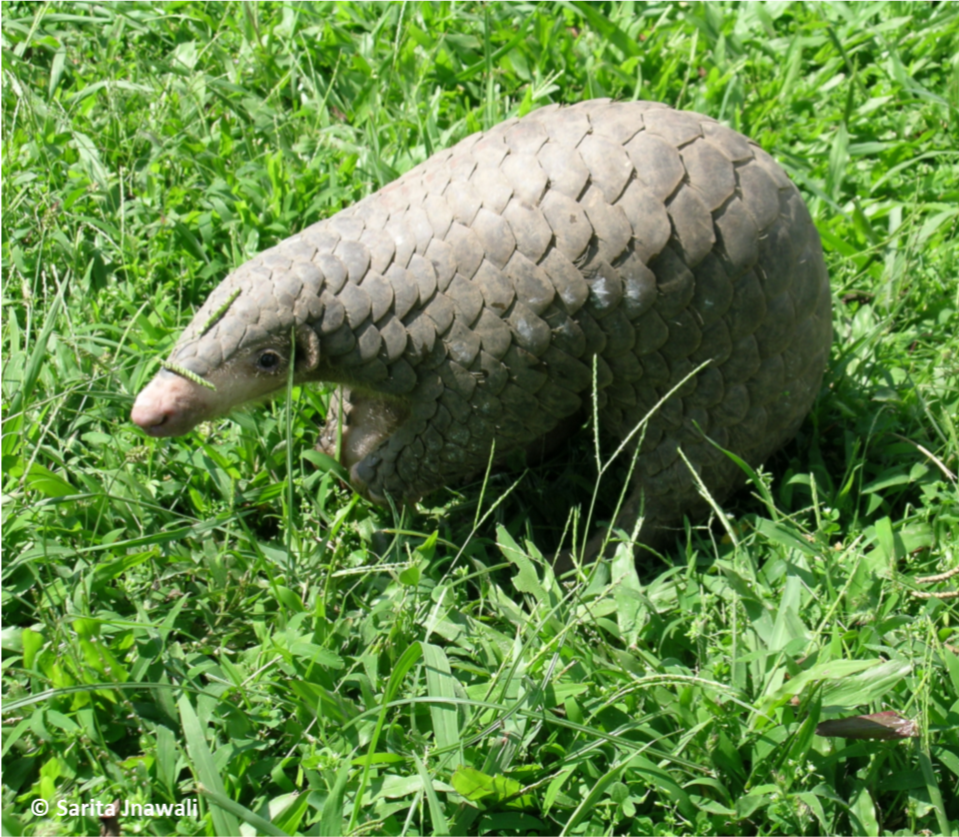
295,325,321,372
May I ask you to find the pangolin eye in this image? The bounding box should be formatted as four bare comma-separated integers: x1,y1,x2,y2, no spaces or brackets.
256,350,282,372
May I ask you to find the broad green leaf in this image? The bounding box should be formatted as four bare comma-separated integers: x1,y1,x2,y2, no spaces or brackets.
178,696,241,836
423,643,462,769
414,752,450,837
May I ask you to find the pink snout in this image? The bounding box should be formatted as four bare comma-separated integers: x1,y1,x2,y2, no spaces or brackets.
131,371,215,437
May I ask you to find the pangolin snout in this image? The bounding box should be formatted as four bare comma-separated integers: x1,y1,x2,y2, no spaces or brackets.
131,370,215,437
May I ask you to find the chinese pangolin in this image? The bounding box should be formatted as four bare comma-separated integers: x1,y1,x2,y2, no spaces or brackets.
132,99,832,556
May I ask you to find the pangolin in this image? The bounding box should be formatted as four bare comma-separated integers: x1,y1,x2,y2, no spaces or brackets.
132,99,832,556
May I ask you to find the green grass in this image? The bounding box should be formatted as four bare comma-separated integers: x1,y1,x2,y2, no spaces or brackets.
3,2,959,835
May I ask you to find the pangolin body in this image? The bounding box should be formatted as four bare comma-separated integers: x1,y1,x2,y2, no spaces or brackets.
132,99,832,551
